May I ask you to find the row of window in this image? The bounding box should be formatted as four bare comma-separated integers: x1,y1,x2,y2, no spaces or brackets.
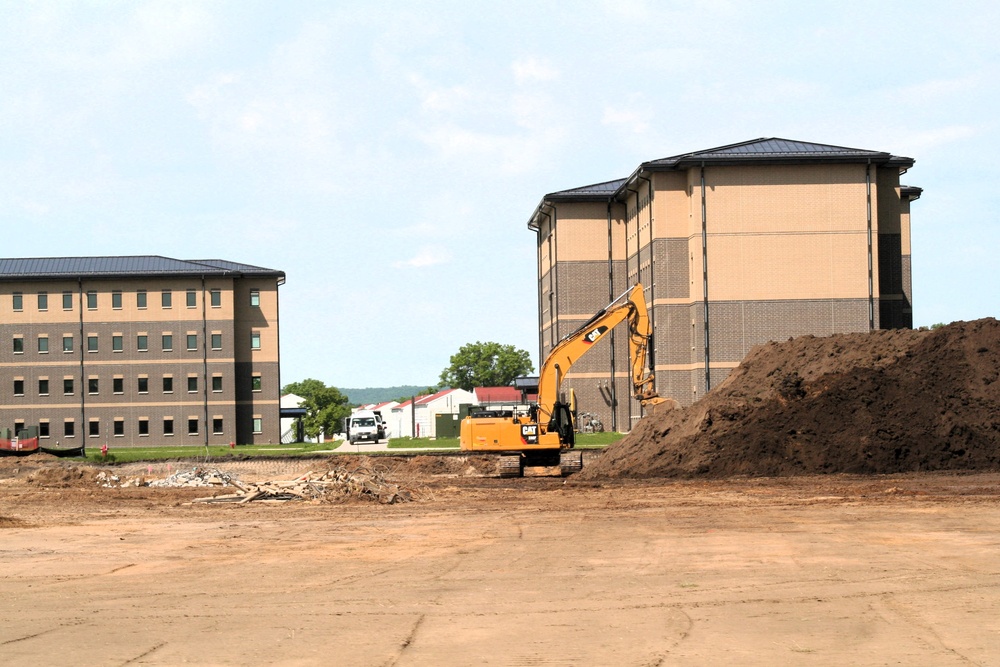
10,331,262,354
22,416,263,438
9,288,261,312
12,375,263,397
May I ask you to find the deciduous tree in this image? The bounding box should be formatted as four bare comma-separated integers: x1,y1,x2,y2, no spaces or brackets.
439,342,533,391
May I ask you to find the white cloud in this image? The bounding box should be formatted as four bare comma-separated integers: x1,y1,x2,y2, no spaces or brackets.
392,245,452,269
512,57,558,84
602,97,653,134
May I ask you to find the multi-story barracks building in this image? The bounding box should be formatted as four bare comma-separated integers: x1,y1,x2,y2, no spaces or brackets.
528,138,921,431
0,256,285,448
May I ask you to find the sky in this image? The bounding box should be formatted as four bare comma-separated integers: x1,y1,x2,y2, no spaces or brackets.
2,1,997,389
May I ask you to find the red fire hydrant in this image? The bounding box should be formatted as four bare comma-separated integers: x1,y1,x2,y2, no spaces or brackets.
229,441,235,449
101,443,108,459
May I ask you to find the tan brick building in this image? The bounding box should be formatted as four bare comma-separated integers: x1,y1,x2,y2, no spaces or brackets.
0,256,284,447
527,138,921,431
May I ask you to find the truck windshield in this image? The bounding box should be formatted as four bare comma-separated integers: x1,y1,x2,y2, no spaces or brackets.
353,418,376,427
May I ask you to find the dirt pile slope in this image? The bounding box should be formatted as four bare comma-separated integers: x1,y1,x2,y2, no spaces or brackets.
582,318,1000,479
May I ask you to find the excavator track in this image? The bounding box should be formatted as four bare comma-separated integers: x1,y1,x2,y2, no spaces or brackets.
559,451,583,476
499,454,523,478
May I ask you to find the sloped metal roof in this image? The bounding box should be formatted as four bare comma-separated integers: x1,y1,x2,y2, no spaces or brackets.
0,255,284,281
643,137,912,169
545,178,628,201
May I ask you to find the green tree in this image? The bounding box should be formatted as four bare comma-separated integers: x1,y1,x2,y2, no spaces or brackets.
282,378,352,439
439,341,534,391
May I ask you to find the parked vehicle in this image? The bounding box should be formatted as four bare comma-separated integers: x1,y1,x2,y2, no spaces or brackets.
348,410,381,444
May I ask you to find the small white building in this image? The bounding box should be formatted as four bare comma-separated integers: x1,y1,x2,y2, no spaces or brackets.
390,388,475,438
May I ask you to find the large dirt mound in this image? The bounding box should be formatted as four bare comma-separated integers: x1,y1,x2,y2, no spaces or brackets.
582,318,1000,479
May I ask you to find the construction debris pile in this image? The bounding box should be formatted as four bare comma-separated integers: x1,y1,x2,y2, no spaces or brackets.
148,467,239,488
582,318,1000,479
192,465,415,504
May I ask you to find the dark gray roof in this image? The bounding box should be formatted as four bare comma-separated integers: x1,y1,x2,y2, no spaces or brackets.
643,137,914,169
545,178,628,201
528,137,918,230
0,256,284,281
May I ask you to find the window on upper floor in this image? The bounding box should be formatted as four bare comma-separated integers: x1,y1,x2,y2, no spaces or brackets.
62,292,73,310
112,291,122,309
210,289,221,307
137,290,147,309
161,290,172,308
250,289,260,307
13,292,22,311
37,292,47,311
211,333,222,350
86,291,97,309
186,290,196,308
251,331,261,350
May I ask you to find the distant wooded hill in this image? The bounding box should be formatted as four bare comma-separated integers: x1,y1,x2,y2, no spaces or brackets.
342,386,433,405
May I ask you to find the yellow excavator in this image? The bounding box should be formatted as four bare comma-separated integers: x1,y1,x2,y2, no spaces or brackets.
460,283,676,477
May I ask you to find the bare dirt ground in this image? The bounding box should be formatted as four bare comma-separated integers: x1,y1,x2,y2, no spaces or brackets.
2,454,999,666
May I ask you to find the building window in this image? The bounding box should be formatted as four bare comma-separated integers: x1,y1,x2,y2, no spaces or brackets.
38,379,49,396
13,292,22,311
64,420,75,437
13,337,23,354
39,422,50,438
137,377,148,393
13,379,24,396
251,331,261,350
113,419,124,437
37,292,48,311
63,335,73,353
64,378,74,395
253,417,262,434
212,375,223,392
87,336,98,352
112,335,123,352
212,418,223,435
112,291,122,309
211,333,222,350
62,292,73,310
87,291,97,309
186,290,196,308
188,418,198,435
161,290,172,308
38,336,48,353
187,376,198,393
113,377,124,394
137,334,148,352
89,421,100,437
163,376,173,393
88,378,99,395
162,334,172,351
138,418,149,436
163,418,174,436
210,289,221,307
250,289,260,307
137,290,147,309
186,334,197,350
14,420,24,435
251,375,262,392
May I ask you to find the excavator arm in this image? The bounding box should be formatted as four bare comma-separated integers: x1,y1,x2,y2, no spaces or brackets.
536,283,670,430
